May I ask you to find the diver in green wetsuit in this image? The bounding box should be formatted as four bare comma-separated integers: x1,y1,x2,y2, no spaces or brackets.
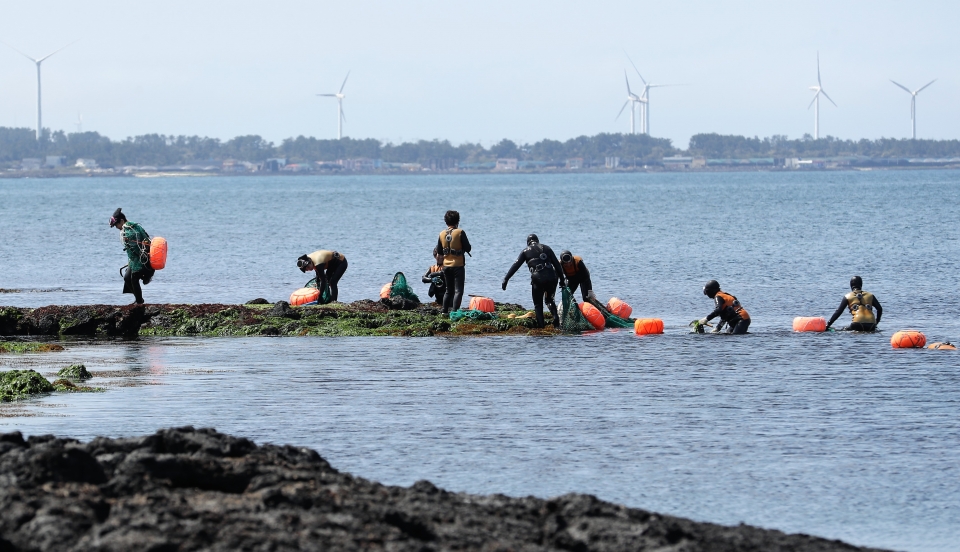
110,208,155,304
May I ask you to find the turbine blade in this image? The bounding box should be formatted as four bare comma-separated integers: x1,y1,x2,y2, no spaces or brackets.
821,89,838,107
817,51,822,87
916,79,937,93
616,100,629,120
317,94,337,97
624,70,632,95
37,40,78,63
623,50,647,85
808,91,820,109
0,40,38,62
890,80,912,94
339,71,350,94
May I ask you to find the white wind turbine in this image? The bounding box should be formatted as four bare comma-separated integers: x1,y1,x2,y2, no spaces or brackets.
890,79,936,139
616,70,646,134
317,71,350,139
2,40,77,141
625,53,679,136
808,52,837,140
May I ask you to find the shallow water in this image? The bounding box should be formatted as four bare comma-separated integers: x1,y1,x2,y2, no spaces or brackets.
2,172,959,551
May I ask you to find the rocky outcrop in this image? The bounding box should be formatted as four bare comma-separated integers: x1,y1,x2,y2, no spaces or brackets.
0,427,885,552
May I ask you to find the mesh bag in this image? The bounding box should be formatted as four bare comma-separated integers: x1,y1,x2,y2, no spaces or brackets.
304,278,334,305
449,309,497,322
588,298,634,328
388,272,420,303
559,286,595,333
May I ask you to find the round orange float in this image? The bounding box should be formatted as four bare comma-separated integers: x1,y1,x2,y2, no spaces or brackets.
927,342,956,350
634,318,664,335
379,283,392,299
891,330,926,349
469,296,495,313
606,297,633,319
289,287,320,306
579,302,605,330
792,316,826,332
149,237,167,270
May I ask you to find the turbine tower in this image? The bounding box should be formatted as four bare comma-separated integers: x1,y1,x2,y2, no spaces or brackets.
890,79,936,139
808,52,837,140
616,71,646,134
625,53,679,135
2,41,76,141
317,72,350,139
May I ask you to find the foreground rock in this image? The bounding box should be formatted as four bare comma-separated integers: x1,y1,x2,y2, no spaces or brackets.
0,427,885,552
0,302,554,339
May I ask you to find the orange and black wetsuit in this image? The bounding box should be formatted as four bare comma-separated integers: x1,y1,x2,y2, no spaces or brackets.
561,256,593,303
705,291,751,334
421,264,445,302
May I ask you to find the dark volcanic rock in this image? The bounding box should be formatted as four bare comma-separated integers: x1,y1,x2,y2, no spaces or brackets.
245,298,270,305
0,427,887,552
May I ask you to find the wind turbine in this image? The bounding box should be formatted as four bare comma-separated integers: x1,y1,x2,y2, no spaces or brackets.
808,52,837,140
616,70,646,134
2,40,77,141
890,79,936,139
75,113,83,133
625,53,680,135
317,71,350,139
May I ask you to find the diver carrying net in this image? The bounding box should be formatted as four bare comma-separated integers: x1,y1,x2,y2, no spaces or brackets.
381,272,420,310
559,286,595,333
304,277,334,305
588,299,635,328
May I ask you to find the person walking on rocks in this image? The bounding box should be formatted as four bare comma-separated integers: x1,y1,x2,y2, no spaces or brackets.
110,208,155,305
502,234,564,329
436,210,472,315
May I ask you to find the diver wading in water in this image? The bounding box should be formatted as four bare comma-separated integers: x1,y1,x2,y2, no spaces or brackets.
297,250,348,302
422,249,446,305
559,250,596,304
436,210,472,315
698,280,751,334
502,234,564,329
110,208,155,305
826,276,882,332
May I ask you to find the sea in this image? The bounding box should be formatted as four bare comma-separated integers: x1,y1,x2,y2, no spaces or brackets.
1,171,958,551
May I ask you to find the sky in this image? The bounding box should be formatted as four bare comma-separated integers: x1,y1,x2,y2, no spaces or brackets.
0,1,957,149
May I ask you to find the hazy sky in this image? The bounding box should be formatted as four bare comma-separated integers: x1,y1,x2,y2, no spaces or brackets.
0,1,956,148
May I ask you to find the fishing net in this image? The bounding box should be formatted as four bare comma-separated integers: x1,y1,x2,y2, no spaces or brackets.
304,278,334,305
449,309,497,322
380,272,420,310
588,299,634,328
559,286,594,333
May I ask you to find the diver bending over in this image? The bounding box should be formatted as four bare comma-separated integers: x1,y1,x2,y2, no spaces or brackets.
297,250,348,302
502,234,564,329
698,280,751,334
559,250,596,303
826,276,882,331
422,249,446,304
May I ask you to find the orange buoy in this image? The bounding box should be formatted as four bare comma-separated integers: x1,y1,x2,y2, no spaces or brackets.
792,316,826,332
469,296,495,313
606,297,633,319
379,283,392,299
891,330,926,349
149,237,167,270
634,318,664,335
927,342,957,350
579,302,605,330
289,287,320,306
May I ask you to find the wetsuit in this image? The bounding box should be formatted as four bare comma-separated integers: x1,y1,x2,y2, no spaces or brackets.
120,221,155,304
561,256,594,303
705,290,751,334
504,243,564,328
307,250,348,302
422,264,445,303
827,290,882,331
436,227,472,313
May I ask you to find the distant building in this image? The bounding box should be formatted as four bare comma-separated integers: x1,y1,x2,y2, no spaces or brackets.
339,158,381,171
75,158,99,169
263,158,286,172
21,158,42,171
663,156,692,169
45,156,65,168
565,158,583,170
495,158,518,170
691,157,707,169
605,156,620,169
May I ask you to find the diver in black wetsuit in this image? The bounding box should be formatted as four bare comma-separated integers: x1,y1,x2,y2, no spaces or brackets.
559,250,596,304
421,249,446,304
826,276,883,332
502,234,564,329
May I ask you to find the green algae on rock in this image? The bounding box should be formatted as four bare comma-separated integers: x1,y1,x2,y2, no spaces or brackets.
0,341,65,354
0,370,54,402
56,364,92,381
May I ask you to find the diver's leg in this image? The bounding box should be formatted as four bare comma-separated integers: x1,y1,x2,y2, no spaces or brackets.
531,281,545,328
441,267,454,313
544,276,559,328
452,266,465,311
327,259,348,302
732,318,750,334
124,268,144,304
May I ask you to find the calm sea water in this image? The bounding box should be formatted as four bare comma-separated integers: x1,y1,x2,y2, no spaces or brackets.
1,172,958,551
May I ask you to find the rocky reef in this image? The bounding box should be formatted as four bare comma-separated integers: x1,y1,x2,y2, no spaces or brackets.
0,301,558,339
0,426,885,551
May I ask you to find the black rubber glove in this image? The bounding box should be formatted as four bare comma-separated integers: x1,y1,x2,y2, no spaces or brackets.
501,279,508,291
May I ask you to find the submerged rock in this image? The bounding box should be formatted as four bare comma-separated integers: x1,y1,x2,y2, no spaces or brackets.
0,427,888,551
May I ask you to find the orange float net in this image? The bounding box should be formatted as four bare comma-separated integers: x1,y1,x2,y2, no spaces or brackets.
468,296,495,313
792,316,826,332
891,330,926,349
578,302,605,330
634,318,664,335
927,342,957,350
606,297,633,319
289,287,320,306
149,237,167,270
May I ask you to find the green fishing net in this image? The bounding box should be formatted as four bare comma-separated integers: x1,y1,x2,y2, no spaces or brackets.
449,309,497,322
588,299,634,328
304,278,334,305
388,272,420,303
559,286,595,333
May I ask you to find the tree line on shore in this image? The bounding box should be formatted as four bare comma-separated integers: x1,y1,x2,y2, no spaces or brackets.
1,126,958,167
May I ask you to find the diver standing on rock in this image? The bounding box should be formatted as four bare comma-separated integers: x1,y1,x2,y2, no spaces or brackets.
436,210,471,315
826,276,883,332
502,234,564,329
297,250,348,302
110,208,155,305
558,250,596,304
